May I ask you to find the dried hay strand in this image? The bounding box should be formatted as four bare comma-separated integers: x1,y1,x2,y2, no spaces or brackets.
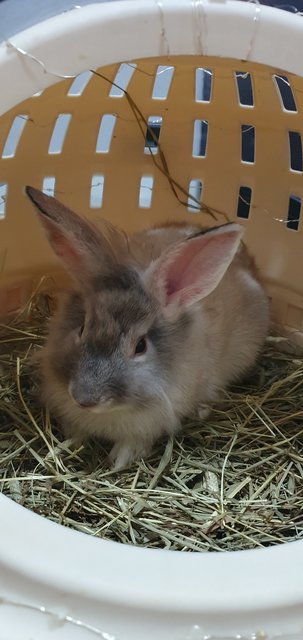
0,292,303,552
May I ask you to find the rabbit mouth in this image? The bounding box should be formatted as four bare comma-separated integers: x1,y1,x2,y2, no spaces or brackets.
68,381,127,412
88,402,126,414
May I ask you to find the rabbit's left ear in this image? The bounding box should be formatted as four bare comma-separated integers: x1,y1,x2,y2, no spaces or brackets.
25,186,127,284
147,223,243,315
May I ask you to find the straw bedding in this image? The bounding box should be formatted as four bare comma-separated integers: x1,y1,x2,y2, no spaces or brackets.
0,291,302,552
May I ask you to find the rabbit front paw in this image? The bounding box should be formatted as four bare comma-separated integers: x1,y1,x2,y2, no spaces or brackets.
109,441,151,471
191,403,211,421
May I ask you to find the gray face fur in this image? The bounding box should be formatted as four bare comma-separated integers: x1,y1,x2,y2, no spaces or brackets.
49,266,191,411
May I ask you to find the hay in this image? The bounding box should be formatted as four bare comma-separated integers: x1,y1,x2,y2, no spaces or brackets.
0,293,303,552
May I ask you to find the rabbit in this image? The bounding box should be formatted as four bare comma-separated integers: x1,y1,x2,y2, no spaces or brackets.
25,186,269,471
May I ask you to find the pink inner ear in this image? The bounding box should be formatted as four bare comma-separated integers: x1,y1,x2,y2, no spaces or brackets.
166,240,210,296
159,229,242,308
41,216,83,272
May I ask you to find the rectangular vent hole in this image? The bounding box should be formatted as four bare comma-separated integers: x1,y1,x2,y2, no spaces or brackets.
152,65,174,99
273,75,297,112
288,131,303,172
192,120,208,157
144,116,162,155
287,195,301,231
48,114,72,154
2,115,28,158
188,179,202,212
90,175,104,208
68,71,92,96
139,176,153,208
195,68,212,102
237,186,252,219
235,71,254,107
0,183,7,219
42,176,56,197
96,114,117,153
109,63,137,97
241,124,255,163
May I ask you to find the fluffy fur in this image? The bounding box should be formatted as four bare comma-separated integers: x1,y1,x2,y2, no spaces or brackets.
26,187,269,470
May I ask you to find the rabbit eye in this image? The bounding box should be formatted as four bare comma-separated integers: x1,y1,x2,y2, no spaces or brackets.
134,336,147,356
78,324,85,338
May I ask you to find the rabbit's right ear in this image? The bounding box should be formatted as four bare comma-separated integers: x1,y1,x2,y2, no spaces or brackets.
147,223,243,317
25,187,125,282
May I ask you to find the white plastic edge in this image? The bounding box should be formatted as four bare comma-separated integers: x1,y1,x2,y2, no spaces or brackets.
1,492,303,618
1,0,303,116
1,0,303,636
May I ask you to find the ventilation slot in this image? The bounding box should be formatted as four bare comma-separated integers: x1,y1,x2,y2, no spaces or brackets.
2,115,28,158
188,179,202,212
42,177,56,197
96,115,116,153
235,71,254,107
0,183,7,219
273,75,297,112
139,176,153,208
195,68,212,102
241,125,255,164
48,114,71,154
90,175,104,208
68,71,92,96
287,196,301,231
152,65,174,99
192,120,208,157
109,63,137,97
237,186,252,219
144,116,162,155
288,131,303,172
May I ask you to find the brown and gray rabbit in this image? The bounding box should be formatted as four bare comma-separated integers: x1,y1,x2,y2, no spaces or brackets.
26,186,269,470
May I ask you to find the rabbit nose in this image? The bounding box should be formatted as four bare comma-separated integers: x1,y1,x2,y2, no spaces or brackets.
68,382,99,409
77,399,98,409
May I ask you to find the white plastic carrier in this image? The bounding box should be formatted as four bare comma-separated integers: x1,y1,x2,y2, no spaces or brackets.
1,1,303,638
